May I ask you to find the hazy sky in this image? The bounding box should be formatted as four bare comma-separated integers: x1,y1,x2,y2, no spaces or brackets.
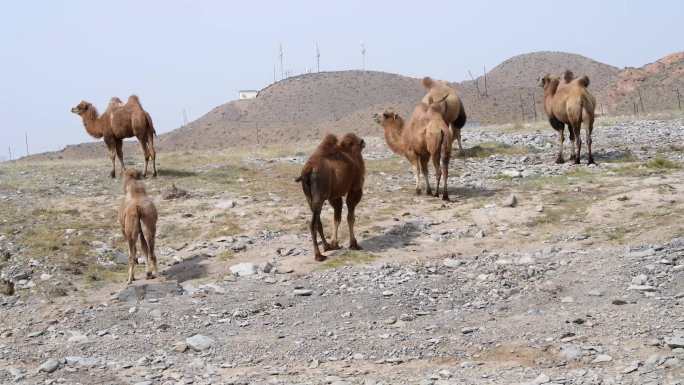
1,0,681,156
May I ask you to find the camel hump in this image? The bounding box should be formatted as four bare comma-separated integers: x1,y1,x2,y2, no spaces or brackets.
317,134,339,156
562,70,575,83
422,76,435,89
127,95,143,107
577,76,590,88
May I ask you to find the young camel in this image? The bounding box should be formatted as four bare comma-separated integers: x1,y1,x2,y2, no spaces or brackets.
71,95,157,178
119,169,158,284
539,72,596,164
421,77,467,153
296,133,366,261
374,101,453,200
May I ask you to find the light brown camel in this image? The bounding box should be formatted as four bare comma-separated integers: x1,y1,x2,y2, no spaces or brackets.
421,77,467,152
71,95,157,178
296,133,366,261
119,169,158,284
539,72,596,164
374,101,453,200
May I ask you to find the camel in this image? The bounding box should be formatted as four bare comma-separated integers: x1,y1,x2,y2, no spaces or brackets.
539,71,596,164
119,169,158,284
71,95,157,178
374,101,453,200
296,133,366,261
421,77,467,153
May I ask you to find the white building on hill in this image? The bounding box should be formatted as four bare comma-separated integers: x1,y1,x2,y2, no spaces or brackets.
238,90,258,100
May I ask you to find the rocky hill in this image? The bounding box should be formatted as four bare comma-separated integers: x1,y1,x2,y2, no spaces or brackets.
34,51,684,159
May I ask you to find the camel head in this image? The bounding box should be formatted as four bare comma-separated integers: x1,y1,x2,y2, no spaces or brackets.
339,133,365,154
537,74,551,88
374,109,402,128
70,101,93,116
123,168,143,181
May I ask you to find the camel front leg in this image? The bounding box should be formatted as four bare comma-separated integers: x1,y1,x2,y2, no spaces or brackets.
327,197,343,250
412,160,422,195
310,208,325,261
420,157,432,196
105,140,116,178
346,190,363,250
431,154,441,198
115,139,125,176
573,125,582,165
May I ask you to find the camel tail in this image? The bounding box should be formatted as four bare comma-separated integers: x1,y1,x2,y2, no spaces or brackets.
145,112,157,137
452,106,467,129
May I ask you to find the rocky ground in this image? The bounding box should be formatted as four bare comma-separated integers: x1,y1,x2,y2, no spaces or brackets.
1,117,684,384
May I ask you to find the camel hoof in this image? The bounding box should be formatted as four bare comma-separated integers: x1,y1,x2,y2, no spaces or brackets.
415,188,422,195
555,157,564,164
315,254,327,262
146,272,156,279
442,195,450,202
588,159,596,165
349,243,362,250
324,243,341,251
152,172,158,178
574,159,581,165
426,189,433,196
110,172,116,178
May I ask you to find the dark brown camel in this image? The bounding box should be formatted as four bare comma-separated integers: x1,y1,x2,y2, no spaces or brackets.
296,133,366,261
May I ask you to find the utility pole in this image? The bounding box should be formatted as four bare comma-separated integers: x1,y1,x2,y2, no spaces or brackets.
638,88,645,113
182,109,188,126
468,70,480,97
273,65,276,83
279,43,284,80
7,146,11,161
676,88,681,110
360,41,366,71
25,132,29,156
519,92,525,121
315,42,320,73
483,65,488,97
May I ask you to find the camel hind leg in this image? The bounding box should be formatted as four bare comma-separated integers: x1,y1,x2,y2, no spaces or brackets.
140,220,157,278
138,137,150,177
147,133,157,177
440,131,452,201
126,237,137,284
571,123,582,165
585,115,595,164
327,197,343,250
115,139,125,177
346,190,363,250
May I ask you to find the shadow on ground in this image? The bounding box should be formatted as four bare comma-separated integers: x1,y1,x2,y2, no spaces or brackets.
161,254,210,282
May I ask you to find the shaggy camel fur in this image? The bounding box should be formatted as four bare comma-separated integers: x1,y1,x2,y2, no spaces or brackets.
119,169,158,284
296,133,365,261
71,95,157,178
374,102,453,200
421,77,467,153
539,72,596,164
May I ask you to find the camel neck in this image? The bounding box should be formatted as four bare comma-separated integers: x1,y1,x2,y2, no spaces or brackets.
383,124,406,156
82,109,104,139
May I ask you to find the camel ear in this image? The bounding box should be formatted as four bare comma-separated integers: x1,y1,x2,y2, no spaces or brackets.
360,139,366,149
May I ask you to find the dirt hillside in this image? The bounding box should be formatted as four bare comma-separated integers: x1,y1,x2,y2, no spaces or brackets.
33,51,684,160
